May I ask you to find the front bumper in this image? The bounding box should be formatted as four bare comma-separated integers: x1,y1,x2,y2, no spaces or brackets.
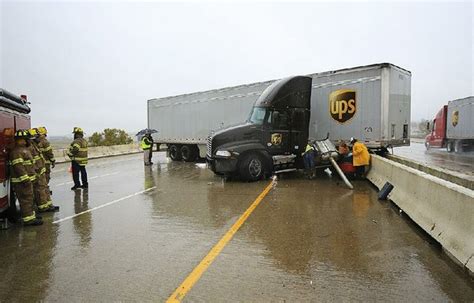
206,156,238,174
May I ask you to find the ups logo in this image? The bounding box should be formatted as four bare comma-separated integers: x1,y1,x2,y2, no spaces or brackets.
271,133,282,145
329,89,356,123
452,110,459,127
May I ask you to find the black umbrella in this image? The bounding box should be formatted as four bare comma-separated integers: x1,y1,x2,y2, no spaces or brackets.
136,128,158,137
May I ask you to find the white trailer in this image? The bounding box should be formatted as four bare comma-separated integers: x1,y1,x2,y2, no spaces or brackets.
148,81,272,161
310,63,411,147
446,96,474,152
147,63,411,161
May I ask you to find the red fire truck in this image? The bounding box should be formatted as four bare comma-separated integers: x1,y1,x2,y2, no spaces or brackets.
0,89,31,226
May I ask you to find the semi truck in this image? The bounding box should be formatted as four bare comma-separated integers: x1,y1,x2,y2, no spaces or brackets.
148,63,411,179
0,89,31,224
425,96,474,152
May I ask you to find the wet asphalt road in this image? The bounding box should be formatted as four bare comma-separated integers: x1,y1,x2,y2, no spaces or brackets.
0,152,473,302
393,141,474,179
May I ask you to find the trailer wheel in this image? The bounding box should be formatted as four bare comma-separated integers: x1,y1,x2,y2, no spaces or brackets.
181,145,198,162
239,153,264,182
168,144,182,161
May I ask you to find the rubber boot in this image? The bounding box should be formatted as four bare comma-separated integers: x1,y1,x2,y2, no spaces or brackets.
40,205,60,213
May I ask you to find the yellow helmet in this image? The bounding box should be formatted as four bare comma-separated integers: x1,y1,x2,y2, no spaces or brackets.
73,127,84,134
37,126,47,135
28,128,38,137
14,129,29,138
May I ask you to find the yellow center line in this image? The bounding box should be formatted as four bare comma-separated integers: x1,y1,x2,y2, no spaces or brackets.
166,180,275,303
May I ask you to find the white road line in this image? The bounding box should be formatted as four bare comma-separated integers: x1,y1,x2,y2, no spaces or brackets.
53,187,157,224
52,172,120,187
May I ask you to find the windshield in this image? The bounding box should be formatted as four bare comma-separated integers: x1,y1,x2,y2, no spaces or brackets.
248,107,271,125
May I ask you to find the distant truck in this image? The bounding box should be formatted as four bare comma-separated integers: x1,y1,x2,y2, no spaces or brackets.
425,96,474,152
148,63,411,170
0,89,31,221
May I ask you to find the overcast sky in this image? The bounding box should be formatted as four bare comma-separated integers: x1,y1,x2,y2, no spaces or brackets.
1,0,472,136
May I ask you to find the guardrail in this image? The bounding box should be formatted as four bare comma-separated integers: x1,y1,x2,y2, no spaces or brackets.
367,155,474,276
54,143,141,163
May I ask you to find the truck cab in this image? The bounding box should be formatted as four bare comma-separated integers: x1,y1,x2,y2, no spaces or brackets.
207,76,312,181
425,105,447,149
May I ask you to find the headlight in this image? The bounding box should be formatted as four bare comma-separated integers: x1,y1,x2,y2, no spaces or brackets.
216,150,232,157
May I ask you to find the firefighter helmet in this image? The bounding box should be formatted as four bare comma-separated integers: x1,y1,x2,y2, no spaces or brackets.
14,130,29,138
72,127,84,134
37,126,47,135
28,128,39,137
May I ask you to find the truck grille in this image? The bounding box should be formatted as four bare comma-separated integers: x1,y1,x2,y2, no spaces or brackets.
206,135,213,157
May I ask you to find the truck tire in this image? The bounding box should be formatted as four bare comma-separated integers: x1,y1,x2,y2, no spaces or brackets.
181,145,198,162
239,152,265,182
169,144,182,161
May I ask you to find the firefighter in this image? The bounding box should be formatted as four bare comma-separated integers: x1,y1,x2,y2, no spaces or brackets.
67,127,88,190
9,130,43,226
350,137,370,178
28,129,59,212
141,133,154,166
37,126,56,184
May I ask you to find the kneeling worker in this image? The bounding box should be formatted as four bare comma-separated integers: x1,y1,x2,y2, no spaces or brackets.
350,137,370,178
303,140,316,179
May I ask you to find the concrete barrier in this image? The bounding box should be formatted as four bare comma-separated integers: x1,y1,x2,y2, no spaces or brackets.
367,155,474,275
388,154,474,190
54,143,141,163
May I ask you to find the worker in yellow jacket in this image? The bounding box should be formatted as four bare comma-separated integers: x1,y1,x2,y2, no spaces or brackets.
350,137,370,178
140,133,154,166
302,140,316,179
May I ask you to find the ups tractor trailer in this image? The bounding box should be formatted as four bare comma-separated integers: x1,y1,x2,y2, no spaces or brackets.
147,63,411,180
425,96,474,152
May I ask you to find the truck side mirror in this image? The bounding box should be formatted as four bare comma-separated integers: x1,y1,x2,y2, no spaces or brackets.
426,122,430,131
